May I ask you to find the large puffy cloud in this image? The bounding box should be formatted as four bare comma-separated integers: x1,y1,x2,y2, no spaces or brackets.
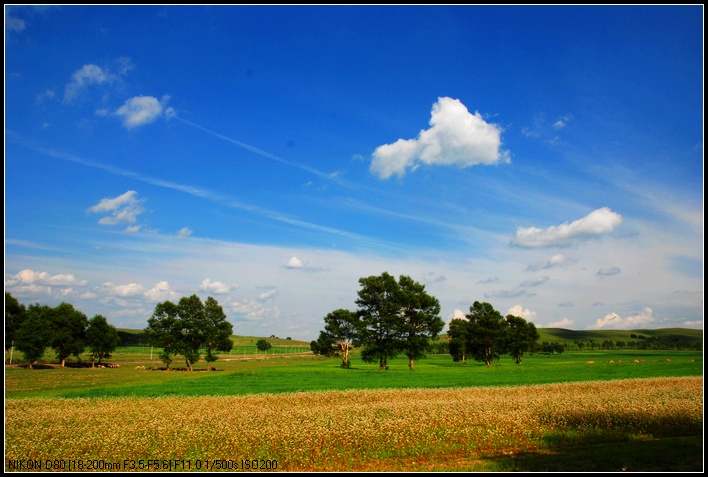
5,269,87,287
4,269,88,300
87,190,145,225
114,95,174,129
513,207,623,248
370,97,509,179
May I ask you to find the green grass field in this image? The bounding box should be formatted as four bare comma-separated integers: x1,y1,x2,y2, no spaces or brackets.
5,348,702,400
4,338,703,472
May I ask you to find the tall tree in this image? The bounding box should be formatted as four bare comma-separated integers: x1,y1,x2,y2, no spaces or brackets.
505,314,539,364
14,303,52,369
317,309,361,368
175,294,207,371
356,272,405,370
397,275,444,370
466,301,507,367
202,296,233,371
447,317,470,364
5,292,27,354
85,314,120,367
145,300,181,370
49,302,89,367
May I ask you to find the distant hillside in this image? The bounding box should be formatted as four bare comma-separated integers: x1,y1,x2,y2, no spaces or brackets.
537,328,703,347
116,329,310,348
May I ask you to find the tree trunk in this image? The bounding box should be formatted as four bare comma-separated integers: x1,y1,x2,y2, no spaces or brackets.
409,357,414,370
61,358,65,368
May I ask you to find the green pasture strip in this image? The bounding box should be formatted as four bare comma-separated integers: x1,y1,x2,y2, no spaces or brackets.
5,350,702,400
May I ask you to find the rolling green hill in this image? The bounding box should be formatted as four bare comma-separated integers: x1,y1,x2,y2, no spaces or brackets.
536,327,703,347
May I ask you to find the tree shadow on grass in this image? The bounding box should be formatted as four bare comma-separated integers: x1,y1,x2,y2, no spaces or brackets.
484,435,703,472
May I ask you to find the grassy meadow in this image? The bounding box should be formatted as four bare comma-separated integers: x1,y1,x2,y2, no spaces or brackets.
4,341,704,472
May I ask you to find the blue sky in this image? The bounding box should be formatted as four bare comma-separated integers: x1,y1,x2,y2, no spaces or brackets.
5,5,703,340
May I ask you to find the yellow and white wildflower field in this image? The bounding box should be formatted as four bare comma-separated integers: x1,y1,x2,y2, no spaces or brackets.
5,376,702,472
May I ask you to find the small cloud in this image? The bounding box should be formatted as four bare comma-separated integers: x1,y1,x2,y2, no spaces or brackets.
485,289,526,299
518,276,550,287
449,309,468,321
114,95,172,129
597,267,621,277
370,97,509,179
512,207,623,248
87,190,145,225
143,281,179,302
257,288,278,300
97,281,146,297
506,305,537,320
525,254,576,271
200,278,231,294
177,227,193,239
64,64,110,102
285,256,304,269
587,307,654,330
230,299,280,322
477,276,500,284
546,318,574,328
5,15,27,32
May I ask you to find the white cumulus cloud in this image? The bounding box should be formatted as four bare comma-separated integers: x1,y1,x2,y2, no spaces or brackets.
546,318,574,328
506,305,537,320
115,95,172,129
285,256,304,269
513,207,623,248
144,281,179,302
587,307,655,330
5,269,87,287
370,97,509,179
200,278,231,294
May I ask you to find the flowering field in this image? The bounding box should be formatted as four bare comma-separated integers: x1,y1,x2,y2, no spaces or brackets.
5,376,702,472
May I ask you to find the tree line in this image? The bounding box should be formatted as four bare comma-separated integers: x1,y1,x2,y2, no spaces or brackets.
310,272,539,369
5,292,120,369
5,292,234,371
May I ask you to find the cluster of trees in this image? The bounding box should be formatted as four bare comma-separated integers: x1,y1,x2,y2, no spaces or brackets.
448,301,540,366
144,294,233,371
5,292,120,369
310,272,540,370
311,272,444,370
